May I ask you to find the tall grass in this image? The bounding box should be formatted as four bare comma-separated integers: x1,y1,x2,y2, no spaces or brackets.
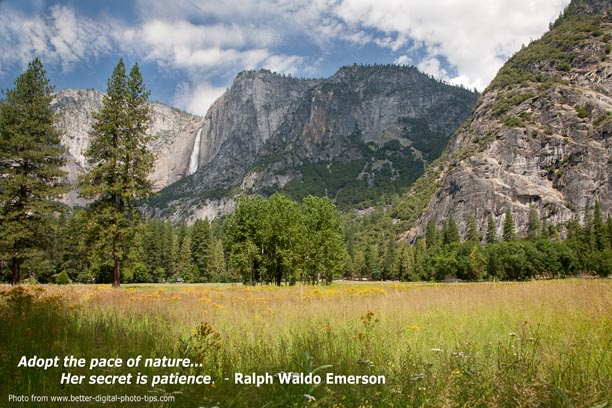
1,280,611,407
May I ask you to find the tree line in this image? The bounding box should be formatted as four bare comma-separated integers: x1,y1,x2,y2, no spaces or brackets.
342,205,612,282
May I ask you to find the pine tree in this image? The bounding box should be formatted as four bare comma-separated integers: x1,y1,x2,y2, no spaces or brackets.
486,214,498,244
502,208,516,242
465,215,481,243
583,202,595,252
541,218,550,240
382,234,396,280
527,206,541,241
176,232,194,281
443,216,460,245
365,244,381,280
80,59,154,287
396,242,415,281
593,201,606,251
425,218,439,249
0,58,66,284
191,218,211,281
353,249,366,281
208,238,227,282
607,215,612,249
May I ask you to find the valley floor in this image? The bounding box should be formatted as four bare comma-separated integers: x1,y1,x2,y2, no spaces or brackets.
1,279,611,407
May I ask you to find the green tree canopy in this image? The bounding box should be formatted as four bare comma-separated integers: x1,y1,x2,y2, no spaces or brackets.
486,214,498,244
80,59,154,287
502,209,516,242
0,58,66,284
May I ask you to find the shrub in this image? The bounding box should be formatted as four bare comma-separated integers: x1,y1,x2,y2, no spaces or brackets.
575,105,589,119
54,271,71,285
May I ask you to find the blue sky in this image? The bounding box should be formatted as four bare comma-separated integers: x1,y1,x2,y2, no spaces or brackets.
0,0,569,115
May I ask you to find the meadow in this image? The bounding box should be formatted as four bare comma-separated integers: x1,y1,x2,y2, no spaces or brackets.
1,280,611,407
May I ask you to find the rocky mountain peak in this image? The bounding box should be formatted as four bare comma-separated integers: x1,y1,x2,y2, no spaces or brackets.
565,0,611,17
149,65,479,222
401,0,612,240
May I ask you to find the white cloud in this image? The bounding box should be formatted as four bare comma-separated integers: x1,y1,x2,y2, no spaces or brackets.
332,0,570,90
394,55,412,66
417,57,448,80
0,4,117,70
0,2,305,115
0,0,572,111
173,82,227,115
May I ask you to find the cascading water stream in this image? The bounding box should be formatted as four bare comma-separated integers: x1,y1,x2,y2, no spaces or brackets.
188,127,203,175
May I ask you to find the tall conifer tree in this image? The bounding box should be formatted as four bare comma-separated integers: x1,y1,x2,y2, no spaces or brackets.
502,208,516,242
191,218,211,281
527,206,541,242
486,214,498,244
465,215,481,243
80,60,154,287
0,58,65,284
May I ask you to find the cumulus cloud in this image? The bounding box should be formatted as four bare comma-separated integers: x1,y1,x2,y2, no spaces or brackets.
394,55,412,66
332,0,570,89
0,0,571,113
173,82,227,116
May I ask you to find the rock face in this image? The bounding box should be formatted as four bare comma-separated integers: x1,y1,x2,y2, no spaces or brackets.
150,66,478,221
404,0,612,240
52,89,203,206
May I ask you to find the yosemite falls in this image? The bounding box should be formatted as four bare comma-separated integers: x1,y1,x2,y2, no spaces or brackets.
188,128,203,176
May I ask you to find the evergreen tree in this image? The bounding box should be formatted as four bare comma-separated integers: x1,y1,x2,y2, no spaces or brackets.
0,58,66,284
593,201,606,251
80,60,154,287
161,221,177,280
396,242,415,281
61,210,95,282
607,215,612,249
486,214,498,244
541,218,550,240
208,238,228,282
190,218,211,281
527,206,541,242
465,215,481,243
365,244,381,280
382,234,397,280
582,202,595,252
124,225,148,282
425,218,439,249
353,249,366,281
176,231,194,281
443,216,460,245
142,219,162,278
468,244,487,280
502,208,516,242
413,239,427,280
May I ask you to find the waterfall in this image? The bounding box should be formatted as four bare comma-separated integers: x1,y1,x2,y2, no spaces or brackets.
188,127,203,175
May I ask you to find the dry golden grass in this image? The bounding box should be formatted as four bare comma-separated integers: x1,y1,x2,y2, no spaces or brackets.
1,279,611,407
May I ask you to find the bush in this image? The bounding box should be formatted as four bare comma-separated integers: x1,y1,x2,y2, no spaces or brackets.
575,105,589,119
54,271,71,285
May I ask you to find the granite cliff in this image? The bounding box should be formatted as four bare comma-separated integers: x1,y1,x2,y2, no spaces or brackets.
52,89,203,206
149,66,479,221
402,0,612,240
